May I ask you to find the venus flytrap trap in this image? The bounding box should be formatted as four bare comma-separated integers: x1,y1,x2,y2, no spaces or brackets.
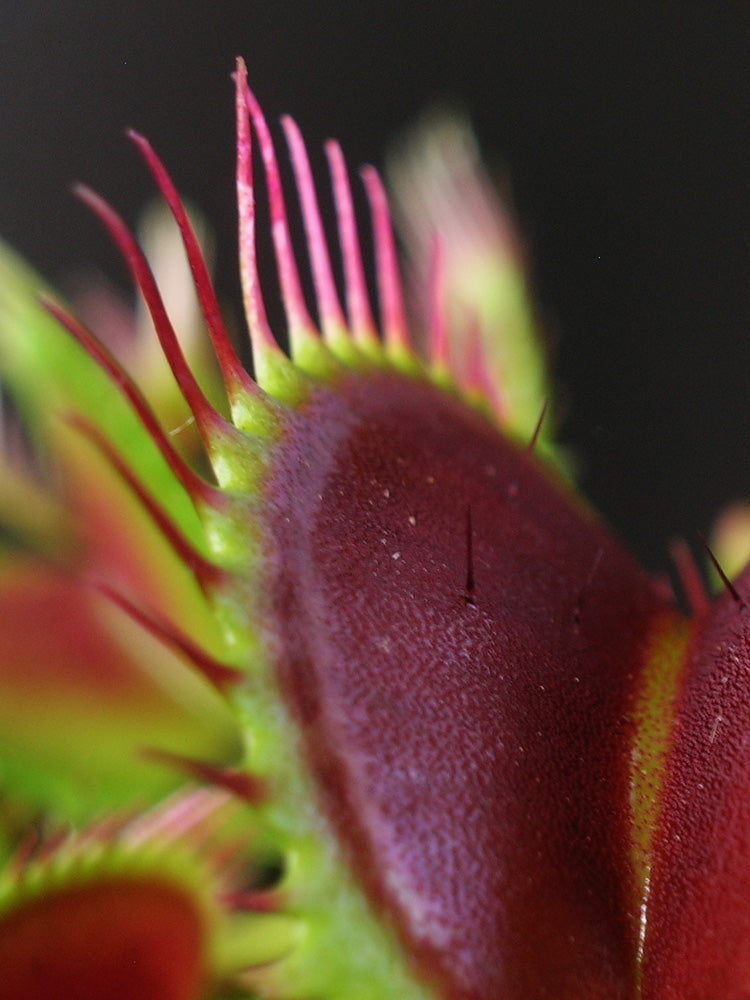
0,54,747,999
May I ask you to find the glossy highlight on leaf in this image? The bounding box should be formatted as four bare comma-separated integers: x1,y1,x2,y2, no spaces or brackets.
0,53,747,1000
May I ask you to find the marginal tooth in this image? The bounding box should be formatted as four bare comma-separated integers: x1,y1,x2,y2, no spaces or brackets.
126,129,258,405
325,139,381,353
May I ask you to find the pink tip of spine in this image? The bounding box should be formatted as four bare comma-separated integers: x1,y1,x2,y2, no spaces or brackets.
325,140,378,347
234,58,284,368
240,76,317,345
360,165,411,356
427,234,449,370
125,130,257,403
281,114,346,341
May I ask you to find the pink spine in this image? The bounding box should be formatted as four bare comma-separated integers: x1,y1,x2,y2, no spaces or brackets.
282,114,346,341
360,165,411,355
234,58,282,363
325,140,378,346
241,82,316,341
126,131,256,400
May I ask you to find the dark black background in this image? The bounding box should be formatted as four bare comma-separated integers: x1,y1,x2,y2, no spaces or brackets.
1,3,748,573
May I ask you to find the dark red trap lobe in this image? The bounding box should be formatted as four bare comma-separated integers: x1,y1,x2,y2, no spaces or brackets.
262,372,675,999
642,561,750,1000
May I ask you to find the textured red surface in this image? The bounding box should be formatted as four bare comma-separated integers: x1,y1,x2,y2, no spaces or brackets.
0,877,205,1000
263,372,675,999
643,563,750,999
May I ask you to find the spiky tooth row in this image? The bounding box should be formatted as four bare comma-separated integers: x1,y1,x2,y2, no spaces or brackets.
235,57,425,387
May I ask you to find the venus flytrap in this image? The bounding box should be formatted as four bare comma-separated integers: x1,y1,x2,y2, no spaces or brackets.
0,55,747,1000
